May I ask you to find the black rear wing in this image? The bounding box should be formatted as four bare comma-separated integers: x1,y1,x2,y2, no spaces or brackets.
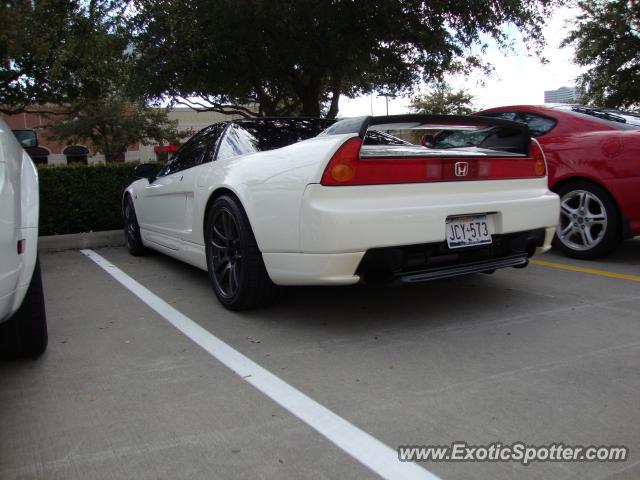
323,114,532,156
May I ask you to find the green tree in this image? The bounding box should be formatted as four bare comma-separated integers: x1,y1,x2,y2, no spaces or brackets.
0,0,129,114
46,98,185,162
410,84,475,115
131,0,558,118
563,1,640,110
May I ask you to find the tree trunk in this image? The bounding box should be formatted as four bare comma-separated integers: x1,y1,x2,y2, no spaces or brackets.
326,92,340,119
299,88,321,117
326,78,342,120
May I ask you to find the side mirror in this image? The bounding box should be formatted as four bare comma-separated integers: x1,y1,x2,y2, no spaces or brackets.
12,129,38,148
133,163,158,182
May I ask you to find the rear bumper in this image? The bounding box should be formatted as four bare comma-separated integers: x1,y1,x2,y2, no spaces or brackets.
357,228,549,284
263,227,555,286
263,179,558,286
299,180,559,253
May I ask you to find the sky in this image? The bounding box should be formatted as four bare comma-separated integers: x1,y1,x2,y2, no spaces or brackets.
338,6,585,117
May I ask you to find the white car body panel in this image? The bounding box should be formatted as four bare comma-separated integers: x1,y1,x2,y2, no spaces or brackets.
127,123,559,286
0,119,39,324
129,133,350,255
299,178,558,253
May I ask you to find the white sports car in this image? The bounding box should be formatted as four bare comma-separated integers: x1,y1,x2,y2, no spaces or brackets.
124,115,559,310
0,120,47,357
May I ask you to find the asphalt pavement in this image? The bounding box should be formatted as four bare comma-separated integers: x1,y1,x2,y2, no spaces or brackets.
1,240,639,479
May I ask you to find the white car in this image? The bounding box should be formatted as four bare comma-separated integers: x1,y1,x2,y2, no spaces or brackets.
0,120,47,357
124,115,559,310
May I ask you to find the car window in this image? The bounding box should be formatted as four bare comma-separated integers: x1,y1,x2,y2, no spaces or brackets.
216,119,332,161
158,124,226,176
479,111,556,137
217,124,259,160
434,129,493,148
515,112,557,137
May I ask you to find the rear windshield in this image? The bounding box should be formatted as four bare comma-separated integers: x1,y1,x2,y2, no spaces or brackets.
359,125,526,156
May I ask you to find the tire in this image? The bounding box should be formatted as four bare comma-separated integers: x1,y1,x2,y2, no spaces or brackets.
552,181,621,259
204,195,278,310
123,195,148,256
0,257,48,359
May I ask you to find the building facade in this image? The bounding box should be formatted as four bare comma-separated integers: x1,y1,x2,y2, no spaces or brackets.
544,86,578,104
1,107,236,165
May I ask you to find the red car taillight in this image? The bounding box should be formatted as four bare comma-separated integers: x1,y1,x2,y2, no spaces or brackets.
321,137,547,186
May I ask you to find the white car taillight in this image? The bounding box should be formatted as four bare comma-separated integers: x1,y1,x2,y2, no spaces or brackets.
321,137,547,186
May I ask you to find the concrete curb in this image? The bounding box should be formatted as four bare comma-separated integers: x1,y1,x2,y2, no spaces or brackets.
39,230,125,253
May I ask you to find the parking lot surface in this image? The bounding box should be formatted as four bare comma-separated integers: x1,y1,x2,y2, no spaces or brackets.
1,241,639,479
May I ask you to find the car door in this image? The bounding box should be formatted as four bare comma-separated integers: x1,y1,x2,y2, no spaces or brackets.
137,129,214,247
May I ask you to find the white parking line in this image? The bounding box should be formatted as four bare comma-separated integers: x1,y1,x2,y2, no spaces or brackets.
81,249,440,480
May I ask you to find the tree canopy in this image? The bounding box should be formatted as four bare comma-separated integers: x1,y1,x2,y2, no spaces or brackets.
46,98,185,162
410,84,475,115
0,0,129,114
563,1,640,111
131,0,557,118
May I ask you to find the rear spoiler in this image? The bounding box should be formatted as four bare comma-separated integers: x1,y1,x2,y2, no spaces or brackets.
323,114,532,155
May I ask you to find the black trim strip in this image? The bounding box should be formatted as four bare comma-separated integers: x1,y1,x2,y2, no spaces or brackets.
397,254,529,283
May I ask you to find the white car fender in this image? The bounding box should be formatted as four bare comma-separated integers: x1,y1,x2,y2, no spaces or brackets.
0,121,39,322
197,133,355,253
14,150,39,293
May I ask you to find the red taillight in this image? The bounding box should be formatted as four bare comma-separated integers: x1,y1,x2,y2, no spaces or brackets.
321,138,547,186
321,137,362,185
17,239,25,255
529,138,547,176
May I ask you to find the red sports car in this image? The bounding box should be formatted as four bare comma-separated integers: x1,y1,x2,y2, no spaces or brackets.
474,105,640,259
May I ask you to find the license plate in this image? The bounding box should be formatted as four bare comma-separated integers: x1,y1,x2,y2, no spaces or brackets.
446,215,492,249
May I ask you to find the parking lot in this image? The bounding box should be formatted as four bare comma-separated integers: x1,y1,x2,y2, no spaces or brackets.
1,241,639,480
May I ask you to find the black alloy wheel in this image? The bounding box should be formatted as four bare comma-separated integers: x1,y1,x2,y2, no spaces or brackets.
205,195,278,310
209,206,243,299
123,195,147,256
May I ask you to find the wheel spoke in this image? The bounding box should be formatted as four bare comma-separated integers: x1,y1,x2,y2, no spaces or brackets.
230,263,239,291
211,238,226,250
215,258,229,273
578,192,587,210
560,223,573,235
225,263,234,292
220,262,231,282
213,224,226,241
560,201,576,217
577,228,586,245
586,213,605,222
585,227,604,245
224,212,233,246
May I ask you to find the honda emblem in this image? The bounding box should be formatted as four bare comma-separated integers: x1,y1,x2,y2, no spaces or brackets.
454,161,469,177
